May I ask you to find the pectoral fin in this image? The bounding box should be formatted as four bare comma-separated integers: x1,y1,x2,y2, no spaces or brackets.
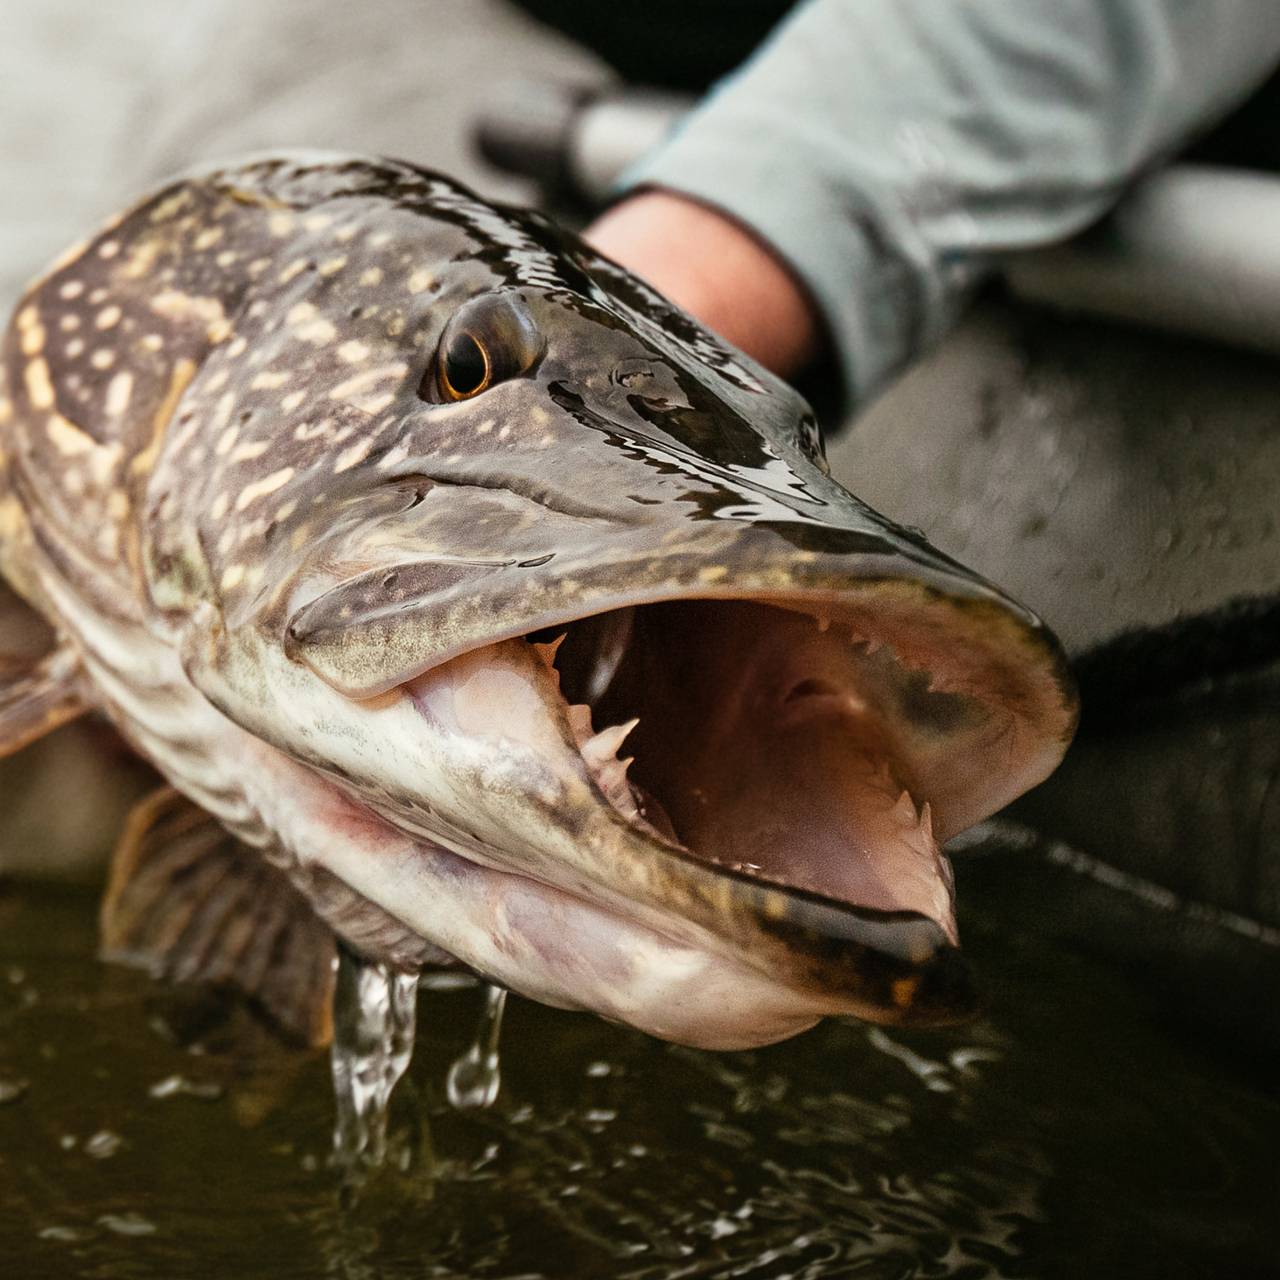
0,644,86,758
102,789,337,1047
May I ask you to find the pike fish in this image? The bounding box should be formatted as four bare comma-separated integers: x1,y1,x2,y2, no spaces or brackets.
0,153,1075,1052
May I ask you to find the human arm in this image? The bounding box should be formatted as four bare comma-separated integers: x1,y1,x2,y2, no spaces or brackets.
586,0,1280,409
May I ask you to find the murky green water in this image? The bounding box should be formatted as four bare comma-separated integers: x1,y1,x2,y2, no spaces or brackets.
1,883,1276,1280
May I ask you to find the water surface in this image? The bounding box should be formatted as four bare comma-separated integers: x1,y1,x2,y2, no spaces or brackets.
1,884,1275,1279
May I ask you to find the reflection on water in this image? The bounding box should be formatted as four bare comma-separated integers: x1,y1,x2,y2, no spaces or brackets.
0,885,1276,1279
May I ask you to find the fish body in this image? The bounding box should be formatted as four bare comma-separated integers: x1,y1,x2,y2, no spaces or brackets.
0,153,1075,1049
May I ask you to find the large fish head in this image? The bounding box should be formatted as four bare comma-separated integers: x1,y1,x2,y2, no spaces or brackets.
145,159,1077,1049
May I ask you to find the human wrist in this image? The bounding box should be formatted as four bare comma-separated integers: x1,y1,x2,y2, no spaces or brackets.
584,189,822,380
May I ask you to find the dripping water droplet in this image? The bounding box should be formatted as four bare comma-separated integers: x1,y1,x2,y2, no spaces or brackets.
446,984,507,1110
329,947,419,1178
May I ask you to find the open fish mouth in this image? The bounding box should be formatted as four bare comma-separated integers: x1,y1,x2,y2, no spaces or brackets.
543,601,959,937
365,586,1073,1038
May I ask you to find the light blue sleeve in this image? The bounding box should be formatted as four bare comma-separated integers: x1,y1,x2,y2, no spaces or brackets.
621,0,1280,408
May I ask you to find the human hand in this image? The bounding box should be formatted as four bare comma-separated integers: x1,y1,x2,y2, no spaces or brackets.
584,189,823,381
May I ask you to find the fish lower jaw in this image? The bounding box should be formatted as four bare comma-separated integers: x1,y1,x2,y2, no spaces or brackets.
307,794,852,1049
244,729,846,1049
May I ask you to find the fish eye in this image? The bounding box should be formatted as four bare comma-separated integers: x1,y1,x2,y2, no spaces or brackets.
422,291,544,405
440,331,490,400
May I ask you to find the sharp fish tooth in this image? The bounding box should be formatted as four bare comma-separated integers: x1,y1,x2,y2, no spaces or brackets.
531,633,566,669
918,800,934,835
581,717,639,768
892,788,919,828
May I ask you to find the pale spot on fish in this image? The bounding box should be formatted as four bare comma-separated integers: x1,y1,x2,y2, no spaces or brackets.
46,412,93,455
277,260,308,285
59,315,79,332
329,363,406,413
96,523,120,560
220,564,246,591
235,468,294,511
231,439,270,463
106,490,130,521
376,442,410,469
287,302,317,324
215,424,239,456
140,334,164,353
332,438,373,473
268,212,295,237
303,213,333,233
65,338,85,358
407,269,433,294
359,267,384,287
20,322,45,356
475,419,494,435
698,565,729,582
337,340,369,364
210,492,230,519
193,227,224,251
226,335,248,359
58,280,84,300
251,370,288,390
319,256,347,277
89,288,108,305
121,241,161,280
105,371,134,417
95,305,122,330
280,391,305,412
97,240,120,259
215,250,238,269
150,291,229,344
24,360,55,410
149,190,192,222
296,317,337,345
247,257,271,277
90,349,115,371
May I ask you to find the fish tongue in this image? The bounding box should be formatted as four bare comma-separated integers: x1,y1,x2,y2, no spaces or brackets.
404,637,578,761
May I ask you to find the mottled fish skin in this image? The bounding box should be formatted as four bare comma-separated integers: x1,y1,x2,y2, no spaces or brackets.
0,153,1076,1045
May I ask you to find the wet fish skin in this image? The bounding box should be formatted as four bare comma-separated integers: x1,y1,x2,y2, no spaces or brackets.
0,153,1075,1048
